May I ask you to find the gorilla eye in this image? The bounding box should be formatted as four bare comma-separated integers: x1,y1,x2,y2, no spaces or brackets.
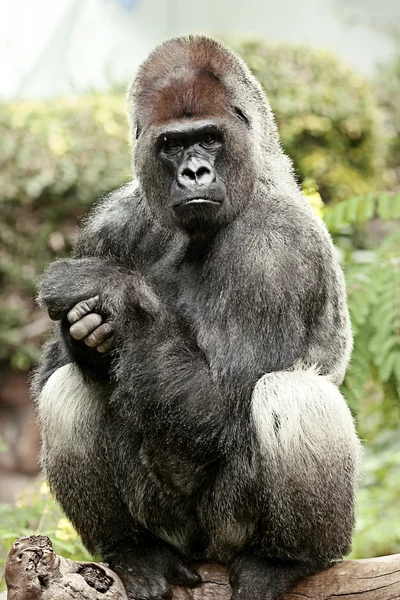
163,137,183,154
200,134,220,148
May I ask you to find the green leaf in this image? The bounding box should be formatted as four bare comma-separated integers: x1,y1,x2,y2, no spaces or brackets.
379,352,397,382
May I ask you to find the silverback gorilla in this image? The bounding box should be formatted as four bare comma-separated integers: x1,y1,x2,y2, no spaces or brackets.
34,36,361,600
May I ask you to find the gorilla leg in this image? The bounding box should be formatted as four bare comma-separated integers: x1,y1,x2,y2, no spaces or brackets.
206,369,361,600
37,364,200,600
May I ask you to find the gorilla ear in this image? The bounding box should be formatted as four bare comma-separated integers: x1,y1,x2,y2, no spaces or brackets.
233,107,249,126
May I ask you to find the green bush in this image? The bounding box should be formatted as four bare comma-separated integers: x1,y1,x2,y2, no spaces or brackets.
324,192,400,412
375,54,400,171
323,192,400,558
352,428,400,559
0,95,130,211
229,39,386,201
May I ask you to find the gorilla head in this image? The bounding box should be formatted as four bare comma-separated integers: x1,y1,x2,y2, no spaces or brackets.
127,36,295,235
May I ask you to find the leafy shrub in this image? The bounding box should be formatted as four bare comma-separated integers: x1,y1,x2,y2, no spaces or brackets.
351,428,400,559
229,39,386,201
325,192,400,412
375,54,400,172
0,95,130,211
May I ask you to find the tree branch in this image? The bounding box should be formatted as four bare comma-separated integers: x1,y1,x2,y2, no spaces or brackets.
2,536,400,600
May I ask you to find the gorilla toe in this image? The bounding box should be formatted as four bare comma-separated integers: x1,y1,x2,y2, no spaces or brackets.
108,543,201,600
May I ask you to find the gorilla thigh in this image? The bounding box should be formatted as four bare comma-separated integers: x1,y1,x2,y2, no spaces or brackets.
38,363,203,598
38,364,132,553
201,368,360,599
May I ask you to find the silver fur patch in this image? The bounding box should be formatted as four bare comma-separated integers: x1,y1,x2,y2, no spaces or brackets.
38,363,104,452
251,367,361,466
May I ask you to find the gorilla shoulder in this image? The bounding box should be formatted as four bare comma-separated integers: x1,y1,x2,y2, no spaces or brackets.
76,181,168,261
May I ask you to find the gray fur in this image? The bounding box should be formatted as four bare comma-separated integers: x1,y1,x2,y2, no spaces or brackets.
34,36,361,600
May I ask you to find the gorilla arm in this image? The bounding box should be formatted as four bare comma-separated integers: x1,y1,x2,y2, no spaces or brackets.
37,255,163,380
36,182,169,383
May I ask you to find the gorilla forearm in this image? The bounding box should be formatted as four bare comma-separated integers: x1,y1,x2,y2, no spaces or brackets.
117,327,235,457
114,285,347,459
38,255,163,378
38,257,138,320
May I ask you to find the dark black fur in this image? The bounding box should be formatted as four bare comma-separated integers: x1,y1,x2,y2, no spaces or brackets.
34,36,360,600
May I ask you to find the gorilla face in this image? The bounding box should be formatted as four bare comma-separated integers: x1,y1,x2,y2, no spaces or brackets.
133,68,259,235
157,119,227,230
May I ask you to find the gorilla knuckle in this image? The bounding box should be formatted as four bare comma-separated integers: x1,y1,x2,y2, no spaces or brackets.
67,296,99,324
84,323,113,347
69,313,103,340
96,337,114,353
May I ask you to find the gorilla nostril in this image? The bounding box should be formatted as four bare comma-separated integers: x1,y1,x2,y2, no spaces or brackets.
178,162,213,188
181,168,196,181
196,166,211,181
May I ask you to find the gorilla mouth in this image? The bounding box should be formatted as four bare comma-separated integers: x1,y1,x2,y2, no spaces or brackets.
174,197,223,208
185,198,221,205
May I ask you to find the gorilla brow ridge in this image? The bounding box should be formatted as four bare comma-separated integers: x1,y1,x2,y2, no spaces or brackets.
137,67,230,126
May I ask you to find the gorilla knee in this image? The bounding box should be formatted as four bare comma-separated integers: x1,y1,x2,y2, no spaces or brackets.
38,363,105,454
251,367,361,474
251,368,361,559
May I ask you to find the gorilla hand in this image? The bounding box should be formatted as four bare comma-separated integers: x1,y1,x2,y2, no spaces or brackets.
67,296,114,353
38,258,107,321
39,257,162,325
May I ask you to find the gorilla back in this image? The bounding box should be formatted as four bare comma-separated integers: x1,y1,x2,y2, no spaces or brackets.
34,36,361,600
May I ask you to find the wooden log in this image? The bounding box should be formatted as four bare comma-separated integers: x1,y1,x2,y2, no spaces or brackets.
2,536,400,600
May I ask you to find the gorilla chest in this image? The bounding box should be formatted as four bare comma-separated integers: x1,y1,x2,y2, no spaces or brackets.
155,258,308,380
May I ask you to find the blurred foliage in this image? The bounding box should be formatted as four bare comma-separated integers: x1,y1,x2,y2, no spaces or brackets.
229,39,388,201
0,481,91,591
325,193,400,413
375,53,400,173
0,95,129,210
302,178,324,218
352,429,400,559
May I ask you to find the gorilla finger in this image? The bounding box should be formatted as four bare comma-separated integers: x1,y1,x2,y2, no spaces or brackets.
84,323,114,348
67,296,99,324
96,336,114,353
69,313,103,340
168,564,201,587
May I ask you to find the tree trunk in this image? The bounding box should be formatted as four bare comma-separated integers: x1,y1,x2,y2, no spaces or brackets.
2,536,400,600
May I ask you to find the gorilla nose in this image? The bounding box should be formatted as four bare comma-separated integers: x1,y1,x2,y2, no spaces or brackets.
178,160,215,188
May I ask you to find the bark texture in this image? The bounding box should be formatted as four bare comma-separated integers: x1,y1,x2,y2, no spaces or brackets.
2,536,400,600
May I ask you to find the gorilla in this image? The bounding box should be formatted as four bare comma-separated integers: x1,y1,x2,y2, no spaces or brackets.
34,36,361,600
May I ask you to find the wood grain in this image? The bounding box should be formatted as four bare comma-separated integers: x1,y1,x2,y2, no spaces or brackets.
3,537,400,600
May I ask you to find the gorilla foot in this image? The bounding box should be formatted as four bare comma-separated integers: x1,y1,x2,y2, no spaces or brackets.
229,553,319,600
107,542,201,600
